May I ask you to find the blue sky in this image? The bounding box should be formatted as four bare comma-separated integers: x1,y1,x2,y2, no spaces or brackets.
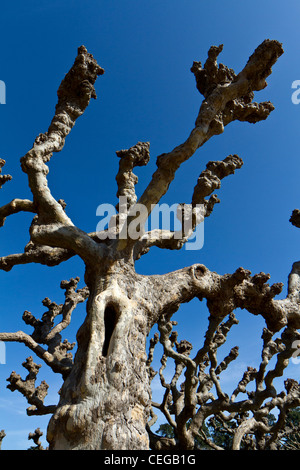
0,0,300,449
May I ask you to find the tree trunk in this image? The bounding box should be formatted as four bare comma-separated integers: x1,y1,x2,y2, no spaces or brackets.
47,261,152,450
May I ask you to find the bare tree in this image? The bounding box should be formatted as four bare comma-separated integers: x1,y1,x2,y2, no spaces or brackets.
0,40,299,450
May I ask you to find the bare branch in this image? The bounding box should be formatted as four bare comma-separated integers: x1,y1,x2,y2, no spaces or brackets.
28,428,44,450
0,198,36,227
132,40,283,235
0,277,88,377
0,227,108,272
116,141,150,211
17,47,104,263
20,46,104,217
134,154,243,258
0,244,74,272
0,159,12,189
290,209,300,228
7,356,57,416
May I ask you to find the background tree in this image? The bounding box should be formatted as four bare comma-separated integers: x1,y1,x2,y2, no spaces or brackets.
0,37,299,451
277,406,300,449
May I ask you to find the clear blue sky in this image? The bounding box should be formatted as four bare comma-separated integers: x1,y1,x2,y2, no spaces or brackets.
0,0,300,449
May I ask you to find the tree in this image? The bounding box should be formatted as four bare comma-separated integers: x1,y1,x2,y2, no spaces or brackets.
277,406,300,450
0,39,299,450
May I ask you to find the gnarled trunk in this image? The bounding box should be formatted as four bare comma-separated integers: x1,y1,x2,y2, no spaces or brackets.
47,262,152,450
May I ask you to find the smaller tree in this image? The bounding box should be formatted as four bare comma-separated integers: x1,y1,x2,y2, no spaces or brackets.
279,407,300,450
146,320,300,450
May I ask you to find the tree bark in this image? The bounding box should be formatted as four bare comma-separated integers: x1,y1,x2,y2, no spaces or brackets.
47,260,153,450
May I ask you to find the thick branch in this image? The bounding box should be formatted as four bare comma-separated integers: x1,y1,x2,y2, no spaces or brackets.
21,46,103,223
0,227,108,272
134,154,243,258
132,40,283,233
150,263,296,332
148,259,300,450
18,46,104,263
0,244,75,272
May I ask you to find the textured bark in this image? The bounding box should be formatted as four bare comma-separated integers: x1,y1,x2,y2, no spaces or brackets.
1,40,299,451
47,262,154,450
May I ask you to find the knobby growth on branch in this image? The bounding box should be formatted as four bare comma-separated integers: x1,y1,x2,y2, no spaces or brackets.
0,39,299,450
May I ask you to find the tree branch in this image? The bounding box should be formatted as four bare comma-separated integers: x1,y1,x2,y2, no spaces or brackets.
0,198,36,227
7,356,57,416
130,40,283,238
0,277,88,377
115,141,150,212
0,244,74,272
18,46,104,263
134,154,243,258
0,159,12,189
149,262,300,332
147,259,300,450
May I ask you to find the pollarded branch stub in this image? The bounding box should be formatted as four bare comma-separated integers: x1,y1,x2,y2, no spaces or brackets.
0,243,75,273
215,345,239,376
237,39,284,92
192,39,284,96
22,298,63,344
56,45,104,106
284,378,300,396
192,40,283,130
18,277,88,375
230,366,258,402
192,154,243,207
190,44,236,98
290,209,300,228
28,428,44,450
176,339,193,357
116,141,150,210
60,276,89,306
6,356,56,416
0,158,12,189
116,141,150,167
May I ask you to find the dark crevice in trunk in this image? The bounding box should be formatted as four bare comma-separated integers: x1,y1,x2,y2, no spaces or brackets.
102,304,118,357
